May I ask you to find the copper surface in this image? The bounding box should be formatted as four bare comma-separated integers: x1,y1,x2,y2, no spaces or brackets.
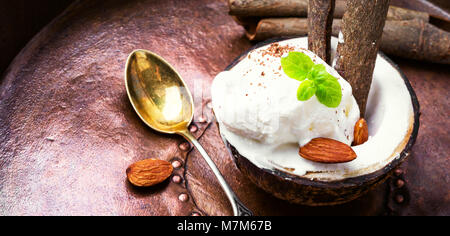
0,0,448,215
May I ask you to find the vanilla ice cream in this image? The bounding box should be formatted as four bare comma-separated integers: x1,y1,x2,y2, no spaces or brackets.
212,43,360,148
211,38,414,181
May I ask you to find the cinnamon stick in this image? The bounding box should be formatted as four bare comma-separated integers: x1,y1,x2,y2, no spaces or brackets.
231,15,261,32
243,18,450,65
380,19,450,64
337,4,429,21
333,0,346,18
308,0,335,64
245,18,338,41
229,0,309,17
387,6,429,22
335,0,390,117
229,0,429,22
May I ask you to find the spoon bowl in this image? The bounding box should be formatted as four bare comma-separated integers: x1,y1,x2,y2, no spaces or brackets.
125,49,252,216
125,50,193,133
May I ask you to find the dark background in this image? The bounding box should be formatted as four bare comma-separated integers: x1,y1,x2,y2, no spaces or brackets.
0,0,74,76
1,0,449,76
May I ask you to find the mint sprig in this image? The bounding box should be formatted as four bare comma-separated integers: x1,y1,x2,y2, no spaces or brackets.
281,52,342,108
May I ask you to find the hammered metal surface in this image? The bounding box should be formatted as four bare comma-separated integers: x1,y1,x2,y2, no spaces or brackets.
386,59,450,216
0,0,249,216
0,0,448,215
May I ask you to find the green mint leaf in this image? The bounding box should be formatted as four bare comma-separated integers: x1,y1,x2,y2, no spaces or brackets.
280,51,343,108
315,76,342,108
297,80,316,101
281,52,314,81
308,64,329,82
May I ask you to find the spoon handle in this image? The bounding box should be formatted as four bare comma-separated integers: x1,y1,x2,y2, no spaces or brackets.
179,130,253,216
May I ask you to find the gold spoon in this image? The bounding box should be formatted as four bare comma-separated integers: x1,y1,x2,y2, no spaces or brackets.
125,49,252,216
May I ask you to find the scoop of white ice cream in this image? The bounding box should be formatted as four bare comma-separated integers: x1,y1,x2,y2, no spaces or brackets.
211,43,360,148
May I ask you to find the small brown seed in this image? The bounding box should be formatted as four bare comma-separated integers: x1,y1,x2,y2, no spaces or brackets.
126,159,173,187
299,138,357,163
353,118,369,146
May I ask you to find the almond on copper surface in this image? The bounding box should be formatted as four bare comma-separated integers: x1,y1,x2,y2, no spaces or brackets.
299,138,357,164
126,159,173,187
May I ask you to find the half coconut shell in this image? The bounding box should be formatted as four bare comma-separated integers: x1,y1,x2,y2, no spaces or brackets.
216,37,420,206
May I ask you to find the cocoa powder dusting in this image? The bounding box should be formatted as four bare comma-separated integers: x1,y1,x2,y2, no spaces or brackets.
262,43,295,58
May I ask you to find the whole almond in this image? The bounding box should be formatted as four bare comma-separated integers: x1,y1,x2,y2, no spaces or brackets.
126,159,173,187
299,138,357,163
353,118,369,146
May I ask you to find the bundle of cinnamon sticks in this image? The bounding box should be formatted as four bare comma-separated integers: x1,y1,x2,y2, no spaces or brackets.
229,0,450,65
